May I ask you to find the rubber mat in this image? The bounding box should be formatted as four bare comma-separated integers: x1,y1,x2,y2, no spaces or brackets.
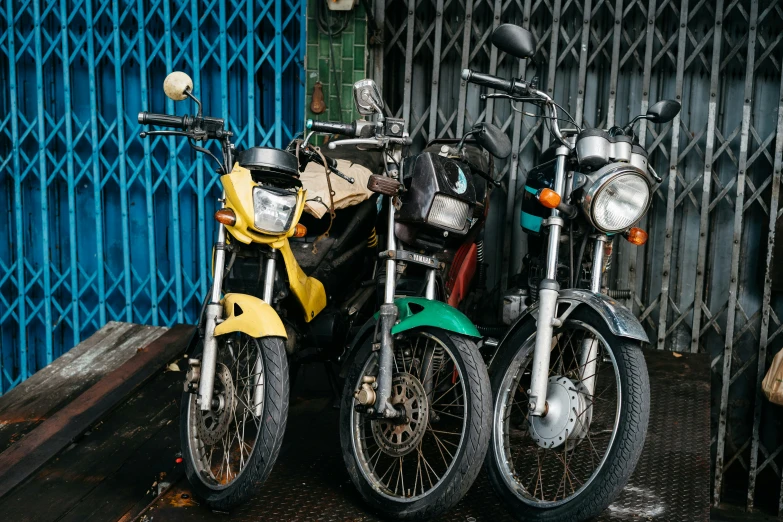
140,350,709,522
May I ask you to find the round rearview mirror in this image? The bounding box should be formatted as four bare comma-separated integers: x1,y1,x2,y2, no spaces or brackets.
491,24,536,60
474,122,512,163
646,99,681,124
163,71,193,102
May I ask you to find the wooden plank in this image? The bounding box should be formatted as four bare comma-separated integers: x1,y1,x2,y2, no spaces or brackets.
0,324,194,499
0,370,183,522
0,322,167,452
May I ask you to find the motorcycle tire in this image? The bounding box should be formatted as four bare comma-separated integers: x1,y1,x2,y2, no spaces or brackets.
180,334,289,510
340,327,491,520
486,306,650,522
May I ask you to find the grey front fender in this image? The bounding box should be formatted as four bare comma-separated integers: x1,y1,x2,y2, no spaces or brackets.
501,289,649,345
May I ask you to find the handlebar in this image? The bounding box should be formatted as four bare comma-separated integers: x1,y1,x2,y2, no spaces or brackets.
138,112,187,129
306,119,358,137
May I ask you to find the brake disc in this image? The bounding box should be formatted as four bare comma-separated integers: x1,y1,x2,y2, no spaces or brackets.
196,363,235,446
371,373,429,457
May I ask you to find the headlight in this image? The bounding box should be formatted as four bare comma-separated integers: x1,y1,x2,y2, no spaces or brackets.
427,194,471,232
252,186,297,234
581,165,651,233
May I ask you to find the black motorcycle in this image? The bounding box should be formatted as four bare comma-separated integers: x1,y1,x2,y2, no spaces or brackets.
463,24,680,521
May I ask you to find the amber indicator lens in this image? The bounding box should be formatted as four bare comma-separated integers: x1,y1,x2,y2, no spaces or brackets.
537,188,561,209
293,223,307,237
625,227,648,246
214,209,237,226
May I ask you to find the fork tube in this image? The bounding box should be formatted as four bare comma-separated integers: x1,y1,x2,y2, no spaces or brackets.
529,146,569,417
376,194,399,418
589,235,606,293
579,236,607,396
383,196,397,304
199,219,228,411
263,249,277,303
425,269,436,300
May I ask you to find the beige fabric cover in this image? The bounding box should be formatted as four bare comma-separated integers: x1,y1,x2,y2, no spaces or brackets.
763,348,783,405
301,159,374,219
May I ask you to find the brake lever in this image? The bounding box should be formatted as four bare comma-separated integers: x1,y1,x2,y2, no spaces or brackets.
139,130,191,139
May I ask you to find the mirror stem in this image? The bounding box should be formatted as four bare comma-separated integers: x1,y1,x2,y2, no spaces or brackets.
457,130,476,153
185,88,203,118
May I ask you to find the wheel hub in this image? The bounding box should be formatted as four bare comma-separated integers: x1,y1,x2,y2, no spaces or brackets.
529,375,590,449
196,363,235,445
371,373,429,457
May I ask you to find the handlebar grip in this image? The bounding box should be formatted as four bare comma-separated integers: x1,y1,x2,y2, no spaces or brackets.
138,112,187,129
461,69,513,93
461,69,530,97
306,119,357,137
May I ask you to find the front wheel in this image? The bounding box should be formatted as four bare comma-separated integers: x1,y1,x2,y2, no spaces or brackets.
180,333,289,510
340,328,491,520
486,306,650,522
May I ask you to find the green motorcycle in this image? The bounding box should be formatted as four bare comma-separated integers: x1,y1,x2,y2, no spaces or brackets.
307,80,492,520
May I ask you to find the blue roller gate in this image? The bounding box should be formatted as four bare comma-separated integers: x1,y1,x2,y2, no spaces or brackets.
0,0,306,394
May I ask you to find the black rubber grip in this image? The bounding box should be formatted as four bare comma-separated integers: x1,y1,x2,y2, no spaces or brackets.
138,112,187,129
307,119,357,137
461,69,513,93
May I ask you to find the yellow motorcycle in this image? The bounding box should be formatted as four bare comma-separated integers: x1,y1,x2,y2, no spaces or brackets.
139,72,379,508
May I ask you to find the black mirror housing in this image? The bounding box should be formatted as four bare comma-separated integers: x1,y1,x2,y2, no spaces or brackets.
491,24,536,60
646,99,681,124
474,123,512,160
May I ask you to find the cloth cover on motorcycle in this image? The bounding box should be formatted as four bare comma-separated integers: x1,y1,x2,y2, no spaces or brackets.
301,159,374,219
762,348,783,405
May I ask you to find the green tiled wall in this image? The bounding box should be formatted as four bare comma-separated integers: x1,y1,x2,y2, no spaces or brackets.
305,0,367,142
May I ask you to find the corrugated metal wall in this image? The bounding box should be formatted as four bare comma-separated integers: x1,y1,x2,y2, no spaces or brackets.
0,0,305,393
370,0,783,514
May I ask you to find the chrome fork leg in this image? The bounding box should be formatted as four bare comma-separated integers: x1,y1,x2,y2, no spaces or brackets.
253,251,276,417
579,236,607,397
199,222,228,411
375,195,399,418
424,268,436,300
528,147,569,417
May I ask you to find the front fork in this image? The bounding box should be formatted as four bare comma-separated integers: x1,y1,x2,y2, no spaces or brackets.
374,195,401,418
198,222,228,411
527,143,604,417
198,222,275,414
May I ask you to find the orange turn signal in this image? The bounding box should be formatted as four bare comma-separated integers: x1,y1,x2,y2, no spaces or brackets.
625,227,648,246
537,188,561,209
293,223,307,237
214,209,236,226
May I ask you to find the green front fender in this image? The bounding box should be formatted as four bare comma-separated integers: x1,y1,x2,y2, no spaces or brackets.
390,297,481,338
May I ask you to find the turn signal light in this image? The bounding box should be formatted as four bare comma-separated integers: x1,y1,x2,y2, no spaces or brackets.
625,227,648,246
537,188,561,209
293,223,307,237
214,209,236,226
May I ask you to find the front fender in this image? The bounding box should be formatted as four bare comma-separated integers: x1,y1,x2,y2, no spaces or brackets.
502,289,649,345
214,293,287,338
339,297,481,378
391,297,481,338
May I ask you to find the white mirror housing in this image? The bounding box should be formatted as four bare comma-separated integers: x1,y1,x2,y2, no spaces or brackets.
163,71,193,101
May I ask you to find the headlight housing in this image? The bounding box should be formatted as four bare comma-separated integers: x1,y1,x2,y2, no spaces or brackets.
581,164,651,233
427,194,471,233
252,186,297,234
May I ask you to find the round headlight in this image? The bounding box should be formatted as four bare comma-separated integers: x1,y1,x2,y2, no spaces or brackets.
582,166,651,233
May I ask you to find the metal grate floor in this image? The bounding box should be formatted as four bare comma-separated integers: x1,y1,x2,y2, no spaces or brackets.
140,349,709,522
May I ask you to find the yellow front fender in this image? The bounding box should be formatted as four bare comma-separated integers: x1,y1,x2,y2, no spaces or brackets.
214,293,287,338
